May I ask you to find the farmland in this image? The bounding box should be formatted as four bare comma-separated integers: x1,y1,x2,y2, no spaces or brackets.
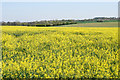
1,22,119,78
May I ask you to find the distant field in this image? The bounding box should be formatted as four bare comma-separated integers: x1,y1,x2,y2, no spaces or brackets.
2,24,119,78
62,22,118,27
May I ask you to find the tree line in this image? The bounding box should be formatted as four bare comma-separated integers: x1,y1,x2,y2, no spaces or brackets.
1,20,77,27
1,17,118,27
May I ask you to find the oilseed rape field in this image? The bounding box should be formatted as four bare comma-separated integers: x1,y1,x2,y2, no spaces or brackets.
1,25,119,78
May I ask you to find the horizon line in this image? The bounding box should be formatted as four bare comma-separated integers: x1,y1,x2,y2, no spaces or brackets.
1,16,118,22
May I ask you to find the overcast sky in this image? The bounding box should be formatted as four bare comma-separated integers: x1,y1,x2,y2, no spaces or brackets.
2,2,118,22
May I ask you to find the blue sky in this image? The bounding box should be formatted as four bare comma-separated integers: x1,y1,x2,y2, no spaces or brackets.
2,2,118,22
2,0,119,2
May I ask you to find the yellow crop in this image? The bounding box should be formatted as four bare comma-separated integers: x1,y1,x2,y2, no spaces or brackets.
2,26,119,78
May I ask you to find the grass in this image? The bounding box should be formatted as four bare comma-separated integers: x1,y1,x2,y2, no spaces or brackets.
61,22,118,27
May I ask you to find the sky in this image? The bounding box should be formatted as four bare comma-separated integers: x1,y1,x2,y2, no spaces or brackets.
2,2,118,22
1,0,119,2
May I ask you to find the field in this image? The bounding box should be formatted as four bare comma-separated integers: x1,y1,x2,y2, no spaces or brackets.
62,22,118,27
1,22,119,78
